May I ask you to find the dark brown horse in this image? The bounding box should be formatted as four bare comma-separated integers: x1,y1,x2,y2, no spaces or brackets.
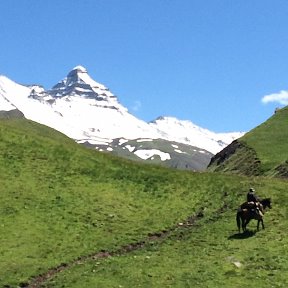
236,198,272,233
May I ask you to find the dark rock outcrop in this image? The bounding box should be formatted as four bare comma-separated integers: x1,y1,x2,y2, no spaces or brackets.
207,140,262,176
0,109,25,119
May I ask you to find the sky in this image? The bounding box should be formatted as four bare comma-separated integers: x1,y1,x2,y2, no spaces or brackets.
1,0,288,133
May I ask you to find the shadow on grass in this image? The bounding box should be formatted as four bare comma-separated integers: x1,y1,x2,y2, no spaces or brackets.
228,230,256,240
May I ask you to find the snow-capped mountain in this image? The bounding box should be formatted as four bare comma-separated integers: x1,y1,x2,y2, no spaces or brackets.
149,116,244,154
0,66,244,166
0,66,162,143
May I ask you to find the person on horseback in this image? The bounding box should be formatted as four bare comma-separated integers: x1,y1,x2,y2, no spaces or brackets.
245,188,263,217
237,196,272,233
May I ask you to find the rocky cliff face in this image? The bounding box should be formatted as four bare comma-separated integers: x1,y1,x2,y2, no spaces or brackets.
207,140,262,176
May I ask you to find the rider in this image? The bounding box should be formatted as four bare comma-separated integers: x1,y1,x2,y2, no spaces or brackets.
246,188,263,216
247,187,260,203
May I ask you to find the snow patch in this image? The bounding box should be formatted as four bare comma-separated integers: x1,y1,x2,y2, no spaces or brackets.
134,149,171,161
136,138,154,142
77,138,111,145
126,145,135,152
0,96,16,111
174,149,186,154
118,138,128,145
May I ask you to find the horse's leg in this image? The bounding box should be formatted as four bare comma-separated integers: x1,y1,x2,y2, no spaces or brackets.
244,218,251,231
236,212,241,233
257,219,264,230
242,218,247,232
261,219,264,229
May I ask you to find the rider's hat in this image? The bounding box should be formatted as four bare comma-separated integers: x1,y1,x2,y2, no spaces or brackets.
249,187,255,192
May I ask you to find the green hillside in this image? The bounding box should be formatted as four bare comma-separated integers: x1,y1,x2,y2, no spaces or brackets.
1,118,288,287
208,106,288,177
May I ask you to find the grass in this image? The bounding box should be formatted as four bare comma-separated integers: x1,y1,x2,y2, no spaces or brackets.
1,118,288,287
208,106,288,177
42,179,288,288
241,106,288,173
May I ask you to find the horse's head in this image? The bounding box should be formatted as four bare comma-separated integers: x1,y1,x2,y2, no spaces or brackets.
261,198,272,209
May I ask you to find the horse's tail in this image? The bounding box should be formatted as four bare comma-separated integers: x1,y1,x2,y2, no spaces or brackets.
236,210,241,233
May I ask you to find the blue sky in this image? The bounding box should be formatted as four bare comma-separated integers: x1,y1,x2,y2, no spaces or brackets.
1,0,288,132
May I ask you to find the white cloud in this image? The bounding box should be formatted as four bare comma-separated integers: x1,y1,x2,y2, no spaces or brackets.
261,90,288,105
131,100,142,112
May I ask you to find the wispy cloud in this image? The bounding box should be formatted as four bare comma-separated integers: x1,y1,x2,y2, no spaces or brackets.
261,90,288,105
131,100,142,112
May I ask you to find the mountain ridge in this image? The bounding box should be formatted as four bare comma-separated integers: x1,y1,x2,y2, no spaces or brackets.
0,66,244,169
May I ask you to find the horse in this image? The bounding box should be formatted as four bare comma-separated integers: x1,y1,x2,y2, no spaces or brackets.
236,198,272,233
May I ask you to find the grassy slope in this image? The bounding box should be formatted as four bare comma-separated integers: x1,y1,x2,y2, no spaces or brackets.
1,119,288,287
208,106,288,177
48,178,288,288
241,106,288,174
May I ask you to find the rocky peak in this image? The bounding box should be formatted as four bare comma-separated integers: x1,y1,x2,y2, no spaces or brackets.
28,66,112,99
65,65,89,86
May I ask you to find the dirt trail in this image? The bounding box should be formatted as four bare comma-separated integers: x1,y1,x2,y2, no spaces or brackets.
22,206,226,288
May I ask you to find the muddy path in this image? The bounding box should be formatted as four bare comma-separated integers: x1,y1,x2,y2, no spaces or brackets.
22,205,228,288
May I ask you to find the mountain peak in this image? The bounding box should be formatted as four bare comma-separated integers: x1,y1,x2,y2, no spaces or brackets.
26,65,125,113
72,65,88,73
67,65,89,79
48,65,111,99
